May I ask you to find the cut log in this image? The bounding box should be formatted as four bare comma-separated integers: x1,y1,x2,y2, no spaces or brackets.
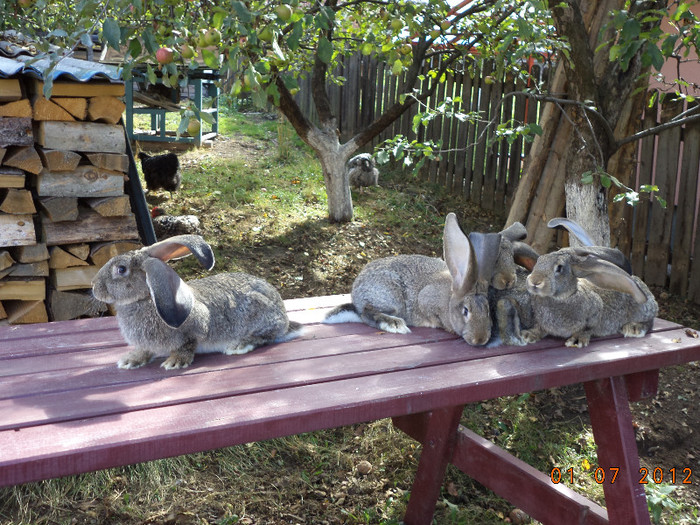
42,207,138,246
0,99,32,118
0,214,35,247
38,148,82,172
49,288,108,321
35,165,126,198
0,250,15,271
0,79,22,102
3,146,43,175
31,96,75,122
5,261,49,277
0,279,46,300
65,244,90,260
0,147,5,164
0,189,36,214
4,299,48,324
35,121,126,153
52,97,88,120
0,167,25,188
49,246,90,269
0,301,5,320
51,265,99,291
90,240,141,267
87,96,126,124
84,195,131,217
38,196,79,222
0,117,33,147
10,243,49,263
31,80,125,98
86,152,129,172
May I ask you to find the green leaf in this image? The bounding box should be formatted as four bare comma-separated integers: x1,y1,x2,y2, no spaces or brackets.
600,175,612,188
232,1,252,23
127,38,142,59
287,21,303,51
103,17,121,50
581,171,594,185
620,18,641,41
213,11,225,29
318,37,333,64
142,28,157,54
376,150,390,165
146,64,157,85
201,48,219,68
644,42,665,71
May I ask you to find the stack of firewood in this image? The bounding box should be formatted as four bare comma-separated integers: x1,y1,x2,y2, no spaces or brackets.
0,77,142,324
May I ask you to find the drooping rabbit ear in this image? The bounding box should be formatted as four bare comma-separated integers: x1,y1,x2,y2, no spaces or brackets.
572,247,632,274
143,258,195,327
500,221,527,242
469,232,502,284
571,255,647,304
443,213,478,295
512,241,539,271
548,217,598,247
145,235,215,271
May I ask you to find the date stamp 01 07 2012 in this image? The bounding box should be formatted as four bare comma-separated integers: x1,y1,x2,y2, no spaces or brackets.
551,466,694,485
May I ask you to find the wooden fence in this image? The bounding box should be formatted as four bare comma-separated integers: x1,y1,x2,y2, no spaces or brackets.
296,54,700,304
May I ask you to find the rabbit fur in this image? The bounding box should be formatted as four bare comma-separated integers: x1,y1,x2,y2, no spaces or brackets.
92,235,302,370
490,221,539,290
522,219,657,347
324,213,501,346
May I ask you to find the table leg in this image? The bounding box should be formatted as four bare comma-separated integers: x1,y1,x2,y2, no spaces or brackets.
585,376,651,525
401,405,463,525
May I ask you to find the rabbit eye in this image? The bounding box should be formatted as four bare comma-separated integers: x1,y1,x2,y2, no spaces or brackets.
555,264,564,274
115,264,129,277
462,306,469,317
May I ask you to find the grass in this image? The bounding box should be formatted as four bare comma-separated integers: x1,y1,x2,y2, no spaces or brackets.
1,110,697,525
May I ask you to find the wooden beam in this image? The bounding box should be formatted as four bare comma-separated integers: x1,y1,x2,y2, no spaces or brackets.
30,80,125,98
35,166,127,198
35,121,126,153
0,117,33,148
0,79,22,102
42,207,138,246
0,279,46,301
0,167,25,188
0,214,36,247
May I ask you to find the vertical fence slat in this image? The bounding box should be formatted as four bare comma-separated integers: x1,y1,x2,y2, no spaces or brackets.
470,60,494,205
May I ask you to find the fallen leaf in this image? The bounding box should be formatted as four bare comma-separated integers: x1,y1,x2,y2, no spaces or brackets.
684,329,698,338
446,482,459,497
672,338,682,343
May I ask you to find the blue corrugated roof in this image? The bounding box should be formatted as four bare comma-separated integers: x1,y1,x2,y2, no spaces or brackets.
0,53,122,82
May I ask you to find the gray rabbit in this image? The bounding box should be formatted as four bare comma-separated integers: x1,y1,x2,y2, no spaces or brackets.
521,219,658,347
92,235,302,369
324,213,501,346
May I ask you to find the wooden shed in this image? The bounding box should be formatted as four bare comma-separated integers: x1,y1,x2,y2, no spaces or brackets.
0,52,154,325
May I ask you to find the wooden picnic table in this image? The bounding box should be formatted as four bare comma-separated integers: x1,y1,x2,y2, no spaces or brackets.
1,294,699,524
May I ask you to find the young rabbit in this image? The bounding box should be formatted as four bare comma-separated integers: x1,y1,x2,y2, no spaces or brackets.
491,221,531,290
92,235,302,370
324,213,501,346
522,245,658,348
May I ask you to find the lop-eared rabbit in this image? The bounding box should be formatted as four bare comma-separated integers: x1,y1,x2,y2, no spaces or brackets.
324,213,501,346
92,235,302,369
522,218,658,347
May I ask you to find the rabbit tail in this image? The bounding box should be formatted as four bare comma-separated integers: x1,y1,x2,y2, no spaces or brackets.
323,303,362,324
276,320,305,342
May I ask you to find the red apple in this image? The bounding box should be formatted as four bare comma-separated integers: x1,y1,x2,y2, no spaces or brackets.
156,47,174,65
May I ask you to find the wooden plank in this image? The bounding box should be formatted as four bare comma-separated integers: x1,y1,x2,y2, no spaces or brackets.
0,214,35,247
38,148,82,172
35,121,126,153
42,207,137,246
3,145,43,175
0,279,45,301
89,240,141,267
669,123,700,296
30,80,125,98
31,96,76,121
0,117,33,147
48,288,108,321
481,69,503,211
84,195,131,217
4,261,49,277
35,165,126,197
0,99,32,118
9,243,48,263
0,189,36,214
38,196,79,222
0,301,5,320
0,167,25,188
463,61,482,199
52,97,88,120
51,265,99,291
471,61,494,205
87,96,126,125
4,300,48,324
86,152,129,172
0,79,22,102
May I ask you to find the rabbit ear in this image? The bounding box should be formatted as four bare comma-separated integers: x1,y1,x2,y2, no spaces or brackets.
571,255,647,304
548,217,596,247
145,235,215,270
143,258,195,327
469,232,502,283
444,213,478,295
512,241,539,271
572,247,632,274
500,221,527,242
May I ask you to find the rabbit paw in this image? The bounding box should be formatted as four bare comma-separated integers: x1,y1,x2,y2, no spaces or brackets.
521,329,542,344
161,350,195,370
565,334,590,348
622,323,647,338
117,350,154,369
224,343,256,355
